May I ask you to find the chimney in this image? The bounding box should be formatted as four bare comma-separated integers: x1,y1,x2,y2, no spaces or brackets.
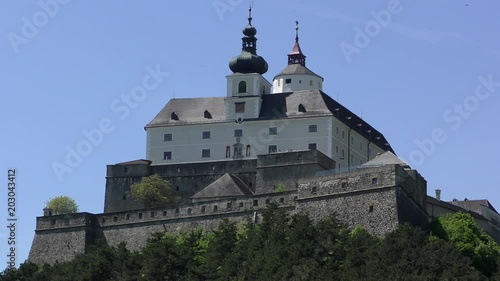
43,207,53,217
435,189,441,201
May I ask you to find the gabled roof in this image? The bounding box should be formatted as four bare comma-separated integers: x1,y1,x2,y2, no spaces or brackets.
191,173,253,199
360,151,408,168
146,97,225,128
274,64,323,80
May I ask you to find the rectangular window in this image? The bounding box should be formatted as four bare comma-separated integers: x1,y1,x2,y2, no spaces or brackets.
360,142,363,151
285,78,292,84
234,129,243,137
342,131,345,139
164,133,172,141
268,145,277,154
336,127,339,135
269,127,277,135
308,143,317,150
202,149,211,158
163,151,172,160
308,125,318,132
342,149,345,158
351,154,354,163
351,136,354,144
202,131,210,139
336,145,339,153
235,102,245,113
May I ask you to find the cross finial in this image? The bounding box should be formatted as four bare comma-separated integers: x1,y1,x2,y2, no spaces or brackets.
295,21,299,42
248,6,253,25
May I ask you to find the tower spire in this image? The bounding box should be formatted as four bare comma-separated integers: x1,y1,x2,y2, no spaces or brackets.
248,6,252,25
288,21,306,66
295,20,299,42
228,7,268,74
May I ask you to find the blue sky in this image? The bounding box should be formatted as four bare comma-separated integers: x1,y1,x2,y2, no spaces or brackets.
1,0,499,265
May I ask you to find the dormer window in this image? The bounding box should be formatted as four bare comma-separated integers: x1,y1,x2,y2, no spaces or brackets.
298,104,306,113
171,112,179,121
238,81,247,93
204,110,212,119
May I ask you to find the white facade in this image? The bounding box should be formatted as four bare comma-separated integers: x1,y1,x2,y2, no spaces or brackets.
146,114,386,170
273,74,323,94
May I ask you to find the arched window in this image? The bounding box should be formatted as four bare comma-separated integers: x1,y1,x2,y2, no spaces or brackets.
246,145,251,157
225,146,231,158
238,81,247,93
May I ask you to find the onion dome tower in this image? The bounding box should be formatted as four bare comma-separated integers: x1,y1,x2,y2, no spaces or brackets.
273,21,324,94
229,7,268,74
225,7,272,122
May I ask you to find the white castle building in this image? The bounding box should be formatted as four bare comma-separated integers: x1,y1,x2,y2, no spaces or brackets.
145,9,393,169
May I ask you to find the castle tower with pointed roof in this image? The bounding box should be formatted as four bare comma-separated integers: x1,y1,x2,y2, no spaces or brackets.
273,21,324,94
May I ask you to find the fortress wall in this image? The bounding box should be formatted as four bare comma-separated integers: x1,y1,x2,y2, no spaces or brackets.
28,213,97,265
100,212,256,251
29,193,297,263
396,188,429,230
151,159,257,177
98,192,297,251
297,165,397,198
255,150,336,194
395,166,427,208
105,160,258,213
97,192,296,228
297,186,399,235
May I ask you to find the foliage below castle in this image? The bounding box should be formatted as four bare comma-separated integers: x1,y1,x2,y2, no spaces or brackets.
6,208,500,280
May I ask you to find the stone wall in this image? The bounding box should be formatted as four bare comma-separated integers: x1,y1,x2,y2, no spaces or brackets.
255,150,335,194
104,150,331,213
30,193,296,264
28,213,97,265
30,157,432,265
104,159,257,212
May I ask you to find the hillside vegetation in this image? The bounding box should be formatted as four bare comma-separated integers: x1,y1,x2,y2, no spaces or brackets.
2,206,500,281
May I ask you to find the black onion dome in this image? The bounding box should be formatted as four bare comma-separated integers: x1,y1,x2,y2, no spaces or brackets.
228,7,268,74
229,52,268,74
243,24,257,37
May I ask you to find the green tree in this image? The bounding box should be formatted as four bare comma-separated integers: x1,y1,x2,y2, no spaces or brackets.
46,196,79,215
431,212,500,277
130,174,178,208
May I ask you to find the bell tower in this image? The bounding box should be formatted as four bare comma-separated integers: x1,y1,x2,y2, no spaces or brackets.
225,8,272,121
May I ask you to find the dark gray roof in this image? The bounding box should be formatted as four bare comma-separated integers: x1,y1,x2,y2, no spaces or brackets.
115,159,152,165
451,199,498,215
146,98,225,128
274,64,323,80
360,151,408,168
145,90,394,153
191,173,253,199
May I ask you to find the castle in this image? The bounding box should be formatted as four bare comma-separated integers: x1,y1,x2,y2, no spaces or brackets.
28,9,500,265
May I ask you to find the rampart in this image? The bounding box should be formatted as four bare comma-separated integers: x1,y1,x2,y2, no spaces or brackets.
105,150,334,213
29,192,296,265
30,161,429,265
